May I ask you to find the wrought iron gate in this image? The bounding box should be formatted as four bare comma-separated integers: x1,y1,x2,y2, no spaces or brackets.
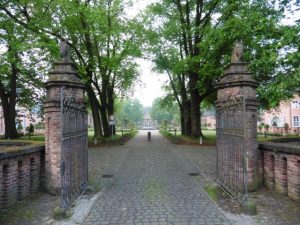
60,88,88,211
216,96,248,204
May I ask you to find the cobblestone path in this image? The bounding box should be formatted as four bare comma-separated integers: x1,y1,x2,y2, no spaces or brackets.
84,131,233,225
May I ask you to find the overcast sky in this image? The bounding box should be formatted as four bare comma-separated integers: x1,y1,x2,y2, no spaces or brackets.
133,59,169,107
127,0,165,107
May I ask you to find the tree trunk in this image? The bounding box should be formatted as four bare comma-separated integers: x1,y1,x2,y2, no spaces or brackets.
199,118,204,137
87,86,103,138
183,100,191,136
107,87,116,135
189,72,200,138
2,59,18,139
1,99,17,139
99,101,110,137
179,106,185,135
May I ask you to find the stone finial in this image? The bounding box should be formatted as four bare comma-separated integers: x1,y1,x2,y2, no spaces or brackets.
60,39,71,63
231,41,243,63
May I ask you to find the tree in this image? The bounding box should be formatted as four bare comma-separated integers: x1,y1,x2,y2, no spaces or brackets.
150,97,177,125
143,0,299,137
0,11,47,139
1,0,142,138
115,98,144,125
17,122,23,132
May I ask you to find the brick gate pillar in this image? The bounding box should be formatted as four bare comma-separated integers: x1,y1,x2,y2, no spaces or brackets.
44,43,86,194
216,42,260,192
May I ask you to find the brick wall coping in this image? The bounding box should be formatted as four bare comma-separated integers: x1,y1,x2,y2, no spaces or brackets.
259,142,300,156
270,137,300,143
0,144,45,160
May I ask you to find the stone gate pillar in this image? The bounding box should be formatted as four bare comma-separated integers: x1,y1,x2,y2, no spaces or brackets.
216,42,260,196
44,43,86,194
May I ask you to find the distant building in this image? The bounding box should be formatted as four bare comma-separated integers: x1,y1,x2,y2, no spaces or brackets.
259,94,300,133
142,111,158,128
201,110,216,130
0,106,43,136
199,95,300,133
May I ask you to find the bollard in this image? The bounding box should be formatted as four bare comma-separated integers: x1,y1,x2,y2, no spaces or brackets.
148,131,151,141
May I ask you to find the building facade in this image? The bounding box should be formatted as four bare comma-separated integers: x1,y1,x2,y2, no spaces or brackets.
201,110,216,130
260,95,300,133
0,106,43,136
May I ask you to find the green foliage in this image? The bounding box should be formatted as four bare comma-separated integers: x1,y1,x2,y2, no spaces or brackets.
34,122,44,130
0,10,52,108
19,135,44,142
204,185,218,202
150,97,178,124
142,0,300,110
114,99,144,125
17,122,23,131
243,200,257,215
52,206,67,220
1,0,143,137
264,124,270,130
29,123,34,134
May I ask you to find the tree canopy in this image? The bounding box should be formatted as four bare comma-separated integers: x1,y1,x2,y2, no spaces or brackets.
0,0,143,138
114,98,144,126
141,0,300,137
0,0,299,138
150,97,178,124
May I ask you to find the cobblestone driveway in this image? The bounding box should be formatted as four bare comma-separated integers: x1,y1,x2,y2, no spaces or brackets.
84,131,232,225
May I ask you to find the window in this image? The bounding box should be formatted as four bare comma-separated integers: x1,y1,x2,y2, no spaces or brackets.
271,116,280,127
292,101,299,109
293,116,299,127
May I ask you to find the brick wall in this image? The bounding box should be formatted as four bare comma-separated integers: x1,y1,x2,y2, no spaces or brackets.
259,142,300,202
0,145,45,211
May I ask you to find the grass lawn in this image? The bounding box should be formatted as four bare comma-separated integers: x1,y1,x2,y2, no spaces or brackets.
161,129,300,145
2,129,298,146
257,134,300,142
0,135,45,144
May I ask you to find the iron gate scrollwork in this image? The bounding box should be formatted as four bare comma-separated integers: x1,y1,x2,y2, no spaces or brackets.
216,96,248,204
60,88,88,211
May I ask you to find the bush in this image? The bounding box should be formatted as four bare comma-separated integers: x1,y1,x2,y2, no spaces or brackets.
17,122,23,131
243,200,257,215
284,123,289,133
264,124,270,131
53,206,67,220
29,123,34,134
34,122,44,130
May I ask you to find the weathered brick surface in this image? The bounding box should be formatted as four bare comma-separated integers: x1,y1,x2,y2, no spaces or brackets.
263,151,275,190
0,148,44,210
260,147,300,202
274,156,288,195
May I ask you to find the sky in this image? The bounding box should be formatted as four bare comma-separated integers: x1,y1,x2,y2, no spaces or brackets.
133,59,169,107
126,0,165,107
